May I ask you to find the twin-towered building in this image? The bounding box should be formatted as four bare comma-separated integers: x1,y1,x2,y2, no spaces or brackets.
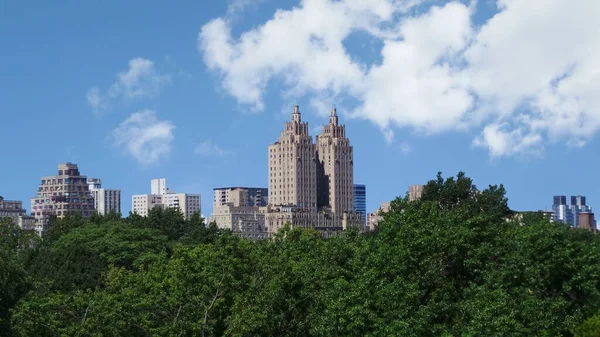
264,105,363,235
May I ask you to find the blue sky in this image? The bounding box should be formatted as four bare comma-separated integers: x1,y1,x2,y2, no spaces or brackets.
1,0,598,217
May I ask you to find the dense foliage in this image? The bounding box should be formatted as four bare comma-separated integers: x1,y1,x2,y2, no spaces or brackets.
2,172,600,336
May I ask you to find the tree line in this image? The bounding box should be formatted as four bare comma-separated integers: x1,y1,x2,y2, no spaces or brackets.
2,172,600,336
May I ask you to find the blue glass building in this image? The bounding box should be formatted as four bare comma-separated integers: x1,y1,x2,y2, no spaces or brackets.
353,184,366,224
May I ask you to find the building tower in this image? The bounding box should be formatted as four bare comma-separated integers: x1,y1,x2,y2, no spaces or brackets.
353,184,367,225
268,104,317,211
88,178,122,216
31,163,95,234
316,106,354,213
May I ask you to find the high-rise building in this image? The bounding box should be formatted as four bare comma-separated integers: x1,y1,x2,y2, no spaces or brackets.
162,193,202,220
268,104,317,210
570,195,592,227
409,184,425,201
265,105,363,235
30,163,95,234
213,187,268,209
132,194,165,217
353,184,366,225
552,195,592,227
316,106,354,213
151,178,170,195
132,178,201,220
552,195,569,223
88,178,121,216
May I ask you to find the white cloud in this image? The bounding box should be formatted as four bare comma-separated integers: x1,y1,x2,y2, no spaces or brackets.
113,110,175,165
87,58,170,113
199,0,600,157
399,142,412,155
194,140,232,157
473,123,543,158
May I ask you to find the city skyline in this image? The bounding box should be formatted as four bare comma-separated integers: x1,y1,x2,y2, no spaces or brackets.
1,1,599,220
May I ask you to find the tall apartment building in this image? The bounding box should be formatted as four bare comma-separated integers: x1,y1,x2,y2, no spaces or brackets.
88,178,121,216
265,105,363,235
570,195,592,227
552,195,592,227
31,163,95,234
268,104,317,211
353,184,366,225
132,178,201,220
409,184,425,201
213,187,268,208
316,107,354,213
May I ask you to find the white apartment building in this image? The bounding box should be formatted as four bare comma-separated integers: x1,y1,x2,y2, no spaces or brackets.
132,194,165,217
88,178,121,215
132,178,201,220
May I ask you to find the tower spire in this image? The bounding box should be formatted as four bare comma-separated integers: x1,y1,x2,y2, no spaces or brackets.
329,104,338,125
292,103,301,123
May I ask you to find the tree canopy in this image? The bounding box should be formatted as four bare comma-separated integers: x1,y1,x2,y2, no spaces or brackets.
2,172,600,336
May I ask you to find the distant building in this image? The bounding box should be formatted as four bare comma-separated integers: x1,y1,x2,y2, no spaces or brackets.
570,195,592,227
353,184,366,225
0,196,37,231
409,184,425,201
210,188,268,239
88,178,121,216
132,178,201,220
0,196,26,220
510,210,555,224
132,194,165,217
367,202,391,231
213,187,268,208
552,195,592,227
579,212,597,233
31,163,95,234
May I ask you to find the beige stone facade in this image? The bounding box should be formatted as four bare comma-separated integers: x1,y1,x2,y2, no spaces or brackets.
213,187,268,208
268,104,317,211
316,107,354,213
31,163,95,234
409,184,425,201
367,202,391,231
210,205,268,239
265,105,363,235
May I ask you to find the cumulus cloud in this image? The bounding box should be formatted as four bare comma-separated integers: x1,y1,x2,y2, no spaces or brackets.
199,0,600,157
87,58,170,113
194,140,232,157
113,110,175,165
